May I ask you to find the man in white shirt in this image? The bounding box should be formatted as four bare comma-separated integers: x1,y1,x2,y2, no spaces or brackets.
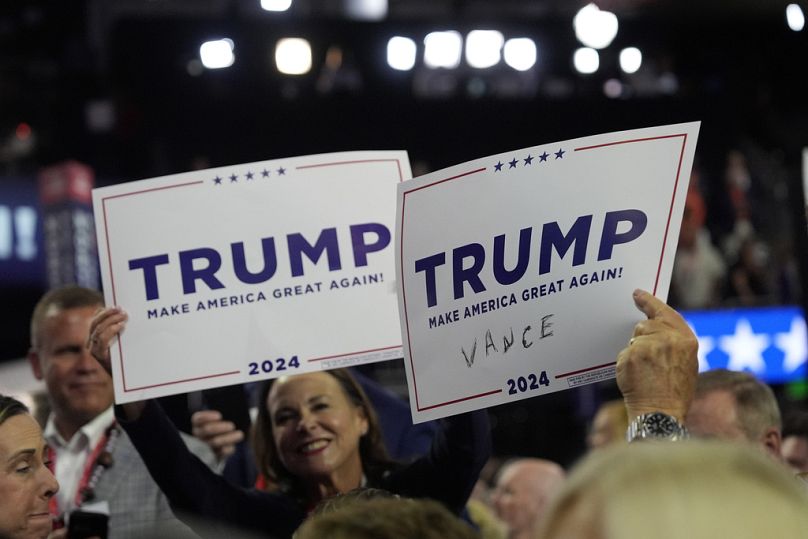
27,285,207,538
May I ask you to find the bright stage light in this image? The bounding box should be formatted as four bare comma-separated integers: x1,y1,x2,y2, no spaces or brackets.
465,30,504,69
275,38,312,75
424,31,463,69
260,0,292,12
199,39,235,69
619,47,642,74
503,38,537,71
346,0,387,20
573,47,599,74
387,36,416,71
574,3,618,49
603,78,623,98
787,4,805,31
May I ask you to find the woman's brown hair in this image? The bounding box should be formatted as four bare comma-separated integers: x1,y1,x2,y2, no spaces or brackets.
0,394,29,425
252,369,392,500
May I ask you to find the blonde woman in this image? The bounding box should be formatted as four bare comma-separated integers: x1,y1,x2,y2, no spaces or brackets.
537,440,808,539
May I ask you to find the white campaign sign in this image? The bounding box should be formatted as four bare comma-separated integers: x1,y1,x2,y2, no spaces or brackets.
94,151,411,403
396,123,700,423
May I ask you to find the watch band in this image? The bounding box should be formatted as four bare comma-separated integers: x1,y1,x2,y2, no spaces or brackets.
626,411,689,442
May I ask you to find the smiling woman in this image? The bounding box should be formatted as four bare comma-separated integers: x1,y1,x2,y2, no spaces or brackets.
0,394,59,539
109,364,488,538
253,370,392,504
88,304,491,539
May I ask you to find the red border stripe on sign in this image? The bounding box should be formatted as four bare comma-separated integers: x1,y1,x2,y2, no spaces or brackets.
401,133,690,411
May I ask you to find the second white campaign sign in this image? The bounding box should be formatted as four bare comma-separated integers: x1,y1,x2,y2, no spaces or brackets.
396,123,700,422
93,151,410,403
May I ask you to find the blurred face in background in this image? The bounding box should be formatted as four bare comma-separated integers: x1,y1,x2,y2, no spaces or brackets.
782,436,808,474
492,460,565,539
28,305,113,437
587,401,628,450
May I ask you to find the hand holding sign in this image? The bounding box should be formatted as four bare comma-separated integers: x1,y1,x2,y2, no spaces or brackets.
616,289,699,422
88,306,149,420
87,306,128,376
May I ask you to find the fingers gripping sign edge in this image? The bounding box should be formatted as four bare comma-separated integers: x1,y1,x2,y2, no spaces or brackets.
87,306,129,375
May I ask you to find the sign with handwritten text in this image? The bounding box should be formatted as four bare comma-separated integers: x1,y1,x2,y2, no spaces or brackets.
94,151,410,403
396,123,700,422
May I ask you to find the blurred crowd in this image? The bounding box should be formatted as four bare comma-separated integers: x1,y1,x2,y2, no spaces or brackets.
3,284,808,539
670,145,802,310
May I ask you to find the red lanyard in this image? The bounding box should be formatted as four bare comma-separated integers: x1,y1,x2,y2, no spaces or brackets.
48,421,117,518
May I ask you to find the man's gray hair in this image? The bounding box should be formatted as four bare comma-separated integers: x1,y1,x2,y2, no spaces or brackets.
696,369,781,440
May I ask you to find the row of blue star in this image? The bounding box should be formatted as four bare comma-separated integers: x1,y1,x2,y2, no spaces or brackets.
212,166,288,185
493,148,565,172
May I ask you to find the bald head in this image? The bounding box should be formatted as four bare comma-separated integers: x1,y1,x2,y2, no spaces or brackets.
492,459,566,539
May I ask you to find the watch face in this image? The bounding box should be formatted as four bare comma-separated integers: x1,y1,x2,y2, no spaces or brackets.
628,412,687,442
646,412,677,435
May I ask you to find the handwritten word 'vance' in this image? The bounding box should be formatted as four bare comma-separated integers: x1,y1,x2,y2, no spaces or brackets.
128,223,390,301
461,314,555,368
414,209,646,308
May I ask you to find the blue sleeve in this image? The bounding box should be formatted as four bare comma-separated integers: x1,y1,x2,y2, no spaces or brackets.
221,441,259,488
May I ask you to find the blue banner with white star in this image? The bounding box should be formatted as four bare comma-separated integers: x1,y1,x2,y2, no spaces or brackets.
683,306,807,384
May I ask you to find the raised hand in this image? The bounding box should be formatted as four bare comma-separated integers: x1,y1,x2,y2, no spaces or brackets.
616,289,699,422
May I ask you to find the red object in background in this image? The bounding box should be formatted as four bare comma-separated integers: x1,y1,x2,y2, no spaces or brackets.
38,160,95,206
15,122,32,140
36,160,99,290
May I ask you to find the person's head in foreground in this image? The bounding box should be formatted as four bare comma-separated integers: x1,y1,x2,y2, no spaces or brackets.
686,368,782,459
294,497,478,539
253,369,391,502
536,440,808,539
27,286,110,441
309,487,398,516
0,394,59,539
491,458,565,539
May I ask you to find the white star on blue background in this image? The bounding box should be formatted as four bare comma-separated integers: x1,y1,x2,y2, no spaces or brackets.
720,319,770,374
775,317,808,373
685,308,807,382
